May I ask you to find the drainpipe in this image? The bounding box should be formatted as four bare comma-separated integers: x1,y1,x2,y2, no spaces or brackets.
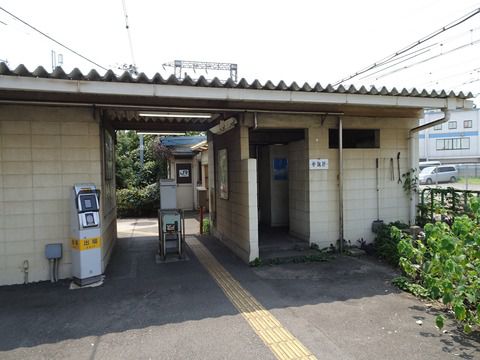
338,116,344,253
408,109,451,224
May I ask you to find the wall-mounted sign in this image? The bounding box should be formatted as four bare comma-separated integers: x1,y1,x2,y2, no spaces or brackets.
218,149,228,199
309,159,328,170
176,163,192,184
179,169,190,177
273,158,288,180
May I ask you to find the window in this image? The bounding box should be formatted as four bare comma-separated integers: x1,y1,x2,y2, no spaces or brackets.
329,129,380,148
438,166,456,173
436,137,470,150
464,120,473,128
434,124,442,131
448,121,457,129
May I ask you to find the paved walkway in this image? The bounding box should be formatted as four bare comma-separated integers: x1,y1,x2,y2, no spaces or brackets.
0,218,479,359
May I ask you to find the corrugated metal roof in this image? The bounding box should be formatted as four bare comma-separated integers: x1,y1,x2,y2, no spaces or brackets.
0,62,474,100
161,135,207,156
161,135,206,146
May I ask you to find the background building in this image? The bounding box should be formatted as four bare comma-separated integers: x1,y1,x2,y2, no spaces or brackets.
419,109,480,163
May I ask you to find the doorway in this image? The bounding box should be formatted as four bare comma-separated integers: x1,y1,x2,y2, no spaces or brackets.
250,129,308,255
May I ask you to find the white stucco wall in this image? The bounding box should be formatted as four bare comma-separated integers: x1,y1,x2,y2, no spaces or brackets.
307,116,417,248
257,113,419,250
0,105,107,286
211,125,258,262
288,139,309,241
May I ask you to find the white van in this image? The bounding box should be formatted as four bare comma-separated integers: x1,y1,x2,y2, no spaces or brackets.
419,165,458,185
419,161,441,171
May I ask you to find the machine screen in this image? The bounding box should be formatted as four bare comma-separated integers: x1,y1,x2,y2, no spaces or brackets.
80,194,98,211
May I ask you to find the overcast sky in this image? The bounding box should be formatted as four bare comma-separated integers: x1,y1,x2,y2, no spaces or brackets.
1,0,479,104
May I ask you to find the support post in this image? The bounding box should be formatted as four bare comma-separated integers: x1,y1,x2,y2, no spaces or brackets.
338,116,344,253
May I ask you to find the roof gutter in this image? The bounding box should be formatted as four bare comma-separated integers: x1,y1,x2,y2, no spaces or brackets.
409,108,451,135
0,99,344,116
407,108,451,225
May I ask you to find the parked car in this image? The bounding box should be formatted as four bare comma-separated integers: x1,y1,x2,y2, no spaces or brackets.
419,165,458,185
419,161,441,171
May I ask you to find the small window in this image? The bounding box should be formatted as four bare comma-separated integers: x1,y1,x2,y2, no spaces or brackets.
448,121,457,129
329,129,380,149
464,120,472,128
434,124,442,131
436,139,444,150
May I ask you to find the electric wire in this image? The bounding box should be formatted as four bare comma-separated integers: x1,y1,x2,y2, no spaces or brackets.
0,6,108,71
361,38,480,82
420,65,480,87
359,25,480,81
333,7,480,86
372,38,480,81
359,48,432,80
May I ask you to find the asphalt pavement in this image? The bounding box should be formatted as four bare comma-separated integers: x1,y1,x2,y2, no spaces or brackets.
0,219,478,359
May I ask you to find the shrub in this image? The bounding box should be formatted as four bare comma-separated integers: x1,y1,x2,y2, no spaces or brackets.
117,183,159,218
395,197,480,333
374,221,409,266
202,218,210,234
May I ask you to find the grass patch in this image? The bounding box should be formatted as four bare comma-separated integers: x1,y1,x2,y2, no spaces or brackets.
249,251,332,267
457,177,480,185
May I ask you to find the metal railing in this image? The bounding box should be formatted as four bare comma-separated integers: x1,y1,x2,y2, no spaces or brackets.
419,187,480,223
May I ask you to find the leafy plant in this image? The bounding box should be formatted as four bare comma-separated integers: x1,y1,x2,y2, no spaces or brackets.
249,257,263,267
116,183,160,217
373,221,409,266
402,168,418,199
395,199,480,333
202,218,210,234
392,276,429,298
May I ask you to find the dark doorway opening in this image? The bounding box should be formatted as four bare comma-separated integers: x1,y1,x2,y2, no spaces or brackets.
249,128,308,258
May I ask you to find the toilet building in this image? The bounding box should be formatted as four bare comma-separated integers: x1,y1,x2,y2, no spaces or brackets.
0,63,474,285
160,135,207,211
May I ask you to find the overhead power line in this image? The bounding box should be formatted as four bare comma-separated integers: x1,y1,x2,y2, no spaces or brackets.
372,38,480,81
0,6,108,70
333,7,480,86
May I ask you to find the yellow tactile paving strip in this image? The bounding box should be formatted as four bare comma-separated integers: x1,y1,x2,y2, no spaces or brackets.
187,237,317,360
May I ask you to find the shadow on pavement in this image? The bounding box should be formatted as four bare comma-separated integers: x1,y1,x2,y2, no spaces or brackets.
0,219,478,359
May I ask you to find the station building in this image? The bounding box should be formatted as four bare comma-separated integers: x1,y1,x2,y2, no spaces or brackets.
0,63,474,285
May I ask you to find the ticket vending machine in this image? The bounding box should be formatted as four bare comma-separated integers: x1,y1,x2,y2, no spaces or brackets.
71,184,102,286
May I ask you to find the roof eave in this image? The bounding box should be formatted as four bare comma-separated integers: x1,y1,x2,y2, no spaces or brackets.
0,75,474,111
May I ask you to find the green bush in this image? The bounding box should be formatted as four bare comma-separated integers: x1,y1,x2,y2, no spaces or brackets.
374,221,409,266
202,218,210,234
395,197,480,333
117,183,159,218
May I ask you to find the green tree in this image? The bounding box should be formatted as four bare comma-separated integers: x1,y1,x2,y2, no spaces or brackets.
115,131,169,217
115,131,168,189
